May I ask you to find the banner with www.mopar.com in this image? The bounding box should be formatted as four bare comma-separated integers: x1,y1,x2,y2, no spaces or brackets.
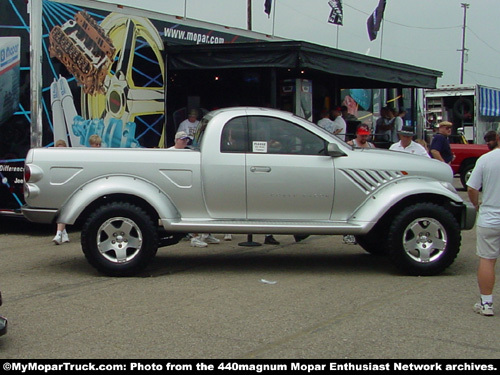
0,0,261,212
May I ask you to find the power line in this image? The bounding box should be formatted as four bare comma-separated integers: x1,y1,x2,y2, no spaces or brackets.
465,69,500,80
466,26,500,55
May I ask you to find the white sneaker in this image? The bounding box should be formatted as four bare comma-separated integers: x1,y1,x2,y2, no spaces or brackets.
202,234,220,244
61,231,70,243
224,234,232,241
52,233,62,245
474,302,494,316
191,237,208,248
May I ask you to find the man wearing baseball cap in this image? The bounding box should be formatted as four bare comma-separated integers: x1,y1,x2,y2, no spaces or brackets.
430,121,455,164
389,126,429,157
347,124,375,148
168,131,190,149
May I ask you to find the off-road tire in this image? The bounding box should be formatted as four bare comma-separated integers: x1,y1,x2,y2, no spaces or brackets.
81,202,158,276
387,203,461,276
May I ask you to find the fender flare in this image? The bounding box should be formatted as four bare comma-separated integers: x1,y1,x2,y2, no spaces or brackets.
57,175,179,225
349,178,465,232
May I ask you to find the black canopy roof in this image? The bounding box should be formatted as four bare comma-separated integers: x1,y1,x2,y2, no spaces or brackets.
167,41,442,89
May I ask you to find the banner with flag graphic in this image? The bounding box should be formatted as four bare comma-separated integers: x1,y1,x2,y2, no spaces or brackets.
264,0,272,17
367,0,386,41
328,0,343,26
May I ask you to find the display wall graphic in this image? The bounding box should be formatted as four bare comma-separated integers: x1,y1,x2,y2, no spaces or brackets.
341,88,373,126
42,0,253,149
0,1,30,212
45,3,165,148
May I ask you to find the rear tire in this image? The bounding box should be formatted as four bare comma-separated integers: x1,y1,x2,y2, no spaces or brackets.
387,203,461,276
81,202,158,276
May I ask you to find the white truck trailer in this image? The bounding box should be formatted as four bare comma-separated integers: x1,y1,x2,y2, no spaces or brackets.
424,84,500,144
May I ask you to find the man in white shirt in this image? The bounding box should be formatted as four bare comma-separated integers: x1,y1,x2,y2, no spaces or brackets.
466,130,500,316
331,106,347,141
317,109,335,133
389,126,429,157
177,109,199,139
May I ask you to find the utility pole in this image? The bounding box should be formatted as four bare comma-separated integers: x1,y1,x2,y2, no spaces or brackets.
459,3,469,84
247,0,252,31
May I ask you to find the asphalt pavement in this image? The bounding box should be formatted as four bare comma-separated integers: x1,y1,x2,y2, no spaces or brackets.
0,179,498,359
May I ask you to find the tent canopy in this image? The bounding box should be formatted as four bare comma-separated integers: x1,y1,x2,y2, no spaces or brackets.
167,41,442,89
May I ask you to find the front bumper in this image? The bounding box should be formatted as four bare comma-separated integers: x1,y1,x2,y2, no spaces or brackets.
461,201,477,230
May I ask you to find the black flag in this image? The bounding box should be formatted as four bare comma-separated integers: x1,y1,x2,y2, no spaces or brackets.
328,0,343,26
264,0,272,17
367,0,386,41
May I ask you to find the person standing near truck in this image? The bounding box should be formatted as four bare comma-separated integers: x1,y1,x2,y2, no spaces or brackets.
177,109,200,139
330,106,347,141
52,140,70,245
89,134,102,148
168,131,190,150
389,126,429,157
466,130,500,316
430,121,455,164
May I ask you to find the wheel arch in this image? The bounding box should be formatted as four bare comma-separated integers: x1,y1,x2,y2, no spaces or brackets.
351,179,465,232
378,193,463,230
57,175,179,225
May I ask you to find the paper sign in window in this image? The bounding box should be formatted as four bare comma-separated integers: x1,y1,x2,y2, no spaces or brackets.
252,141,268,153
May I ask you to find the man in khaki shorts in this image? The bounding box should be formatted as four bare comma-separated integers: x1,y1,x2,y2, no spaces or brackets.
466,130,500,316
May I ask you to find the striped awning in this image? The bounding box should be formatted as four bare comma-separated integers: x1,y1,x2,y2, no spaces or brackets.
479,86,500,117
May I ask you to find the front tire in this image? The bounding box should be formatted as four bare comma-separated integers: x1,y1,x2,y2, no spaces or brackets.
81,202,158,276
387,203,461,276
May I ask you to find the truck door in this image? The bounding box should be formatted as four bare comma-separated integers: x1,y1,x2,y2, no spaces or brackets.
245,116,334,220
201,116,247,219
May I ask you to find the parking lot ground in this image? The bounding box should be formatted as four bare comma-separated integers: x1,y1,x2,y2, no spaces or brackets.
0,180,498,359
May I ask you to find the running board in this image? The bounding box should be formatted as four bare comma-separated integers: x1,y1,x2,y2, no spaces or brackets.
162,219,368,235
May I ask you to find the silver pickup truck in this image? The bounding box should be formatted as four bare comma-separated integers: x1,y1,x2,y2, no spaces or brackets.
23,107,476,276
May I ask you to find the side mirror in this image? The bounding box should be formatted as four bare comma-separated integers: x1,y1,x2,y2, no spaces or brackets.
327,143,347,157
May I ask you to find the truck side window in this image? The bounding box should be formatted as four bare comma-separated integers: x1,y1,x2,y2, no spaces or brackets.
221,117,248,153
248,116,326,155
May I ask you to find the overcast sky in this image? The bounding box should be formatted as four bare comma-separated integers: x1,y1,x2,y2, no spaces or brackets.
103,0,500,89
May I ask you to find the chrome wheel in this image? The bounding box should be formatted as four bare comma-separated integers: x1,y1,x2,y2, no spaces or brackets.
402,217,447,263
97,216,143,264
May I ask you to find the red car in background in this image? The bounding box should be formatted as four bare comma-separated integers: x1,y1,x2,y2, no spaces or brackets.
450,143,490,189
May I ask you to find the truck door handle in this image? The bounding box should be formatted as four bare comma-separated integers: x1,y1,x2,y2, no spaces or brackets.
250,166,272,173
